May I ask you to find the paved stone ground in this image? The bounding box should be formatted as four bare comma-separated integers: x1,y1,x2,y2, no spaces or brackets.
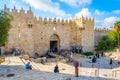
0,56,120,80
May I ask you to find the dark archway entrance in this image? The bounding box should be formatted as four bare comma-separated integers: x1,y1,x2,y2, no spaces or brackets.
50,41,58,52
50,34,60,52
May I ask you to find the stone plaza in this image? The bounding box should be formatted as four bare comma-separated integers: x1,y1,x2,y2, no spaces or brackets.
0,52,120,80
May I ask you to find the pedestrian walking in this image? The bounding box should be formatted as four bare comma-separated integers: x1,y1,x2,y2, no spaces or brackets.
74,60,79,77
109,58,113,69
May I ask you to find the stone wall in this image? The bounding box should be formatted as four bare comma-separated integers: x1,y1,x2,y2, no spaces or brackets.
4,6,95,55
94,28,112,45
33,18,71,54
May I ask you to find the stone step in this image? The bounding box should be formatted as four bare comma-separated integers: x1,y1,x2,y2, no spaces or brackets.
30,61,41,70
20,58,39,70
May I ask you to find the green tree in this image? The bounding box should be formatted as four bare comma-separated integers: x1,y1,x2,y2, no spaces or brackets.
102,36,112,46
0,10,12,46
107,30,118,41
114,21,120,33
114,21,120,47
107,30,118,47
95,35,115,52
96,41,108,52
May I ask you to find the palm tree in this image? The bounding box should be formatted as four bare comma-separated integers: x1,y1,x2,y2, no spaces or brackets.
114,21,120,48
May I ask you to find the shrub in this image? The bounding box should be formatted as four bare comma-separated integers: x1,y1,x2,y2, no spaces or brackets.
78,52,94,56
84,52,94,56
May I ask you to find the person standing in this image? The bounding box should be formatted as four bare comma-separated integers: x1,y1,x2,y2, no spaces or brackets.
101,52,104,57
74,60,79,77
70,51,73,58
109,58,113,69
109,58,113,65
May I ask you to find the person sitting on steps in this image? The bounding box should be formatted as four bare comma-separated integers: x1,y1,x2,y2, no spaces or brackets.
25,62,32,70
54,64,59,73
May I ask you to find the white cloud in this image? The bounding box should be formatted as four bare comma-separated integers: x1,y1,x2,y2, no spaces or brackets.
22,0,71,17
60,0,92,7
104,17,120,27
94,10,104,16
95,16,120,28
10,0,16,4
112,10,120,14
104,16,119,23
10,0,21,9
75,8,91,17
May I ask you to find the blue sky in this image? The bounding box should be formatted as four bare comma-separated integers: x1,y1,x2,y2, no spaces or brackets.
0,0,120,28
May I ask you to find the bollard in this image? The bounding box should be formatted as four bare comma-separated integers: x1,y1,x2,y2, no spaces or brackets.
95,69,97,76
92,63,94,68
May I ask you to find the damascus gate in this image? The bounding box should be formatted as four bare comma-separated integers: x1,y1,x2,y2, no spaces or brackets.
4,6,94,56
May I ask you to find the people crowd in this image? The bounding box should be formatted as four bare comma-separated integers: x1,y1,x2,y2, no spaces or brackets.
2,47,21,56
1,47,120,77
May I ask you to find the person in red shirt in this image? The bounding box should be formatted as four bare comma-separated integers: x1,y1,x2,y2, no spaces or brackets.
74,60,79,77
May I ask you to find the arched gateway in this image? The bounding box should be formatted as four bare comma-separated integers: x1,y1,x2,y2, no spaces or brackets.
50,34,60,52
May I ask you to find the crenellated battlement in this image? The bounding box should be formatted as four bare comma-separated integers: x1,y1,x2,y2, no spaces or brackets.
84,17,94,22
94,27,112,32
4,5,94,26
4,5,71,25
4,5,10,13
74,16,94,23
36,17,72,25
4,5,34,16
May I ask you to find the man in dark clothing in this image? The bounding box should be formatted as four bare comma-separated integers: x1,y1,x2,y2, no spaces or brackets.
97,54,100,58
92,56,96,63
54,65,59,73
109,58,113,69
101,52,104,57
109,58,113,65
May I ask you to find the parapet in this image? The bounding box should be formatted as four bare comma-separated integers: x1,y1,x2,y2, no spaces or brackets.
94,28,113,32
4,5,94,26
27,7,33,15
37,17,70,25
12,6,17,13
20,7,25,14
83,17,94,22
74,16,94,24
4,5,10,12
4,5,34,15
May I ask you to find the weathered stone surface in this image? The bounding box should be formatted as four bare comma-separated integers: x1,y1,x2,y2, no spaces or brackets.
5,6,94,56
